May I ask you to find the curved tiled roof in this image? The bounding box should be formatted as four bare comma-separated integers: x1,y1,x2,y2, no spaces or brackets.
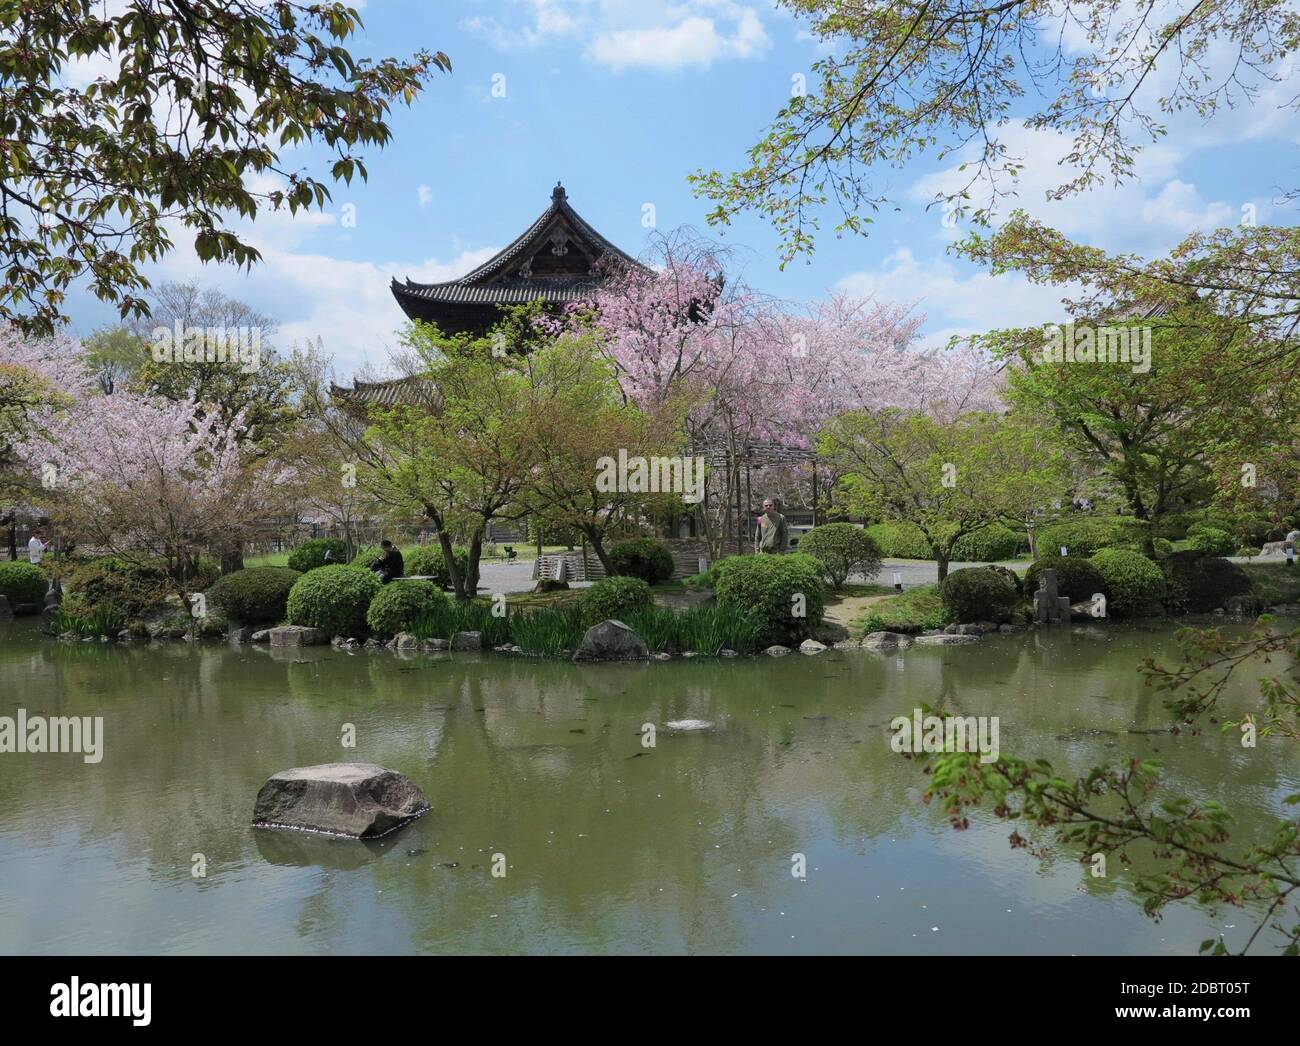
392,277,603,305
391,182,643,313
330,375,440,410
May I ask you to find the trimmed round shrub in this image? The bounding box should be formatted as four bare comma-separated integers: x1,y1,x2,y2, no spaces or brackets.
287,538,347,573
208,566,302,624
286,564,381,637
1159,551,1251,613
1185,524,1235,557
64,556,170,618
403,544,469,590
797,523,881,589
365,580,450,637
580,575,653,624
0,561,46,606
1022,556,1109,604
713,552,826,644
609,538,675,585
1153,537,1175,555
1037,517,1145,557
1089,549,1166,617
952,524,1024,562
938,567,1019,624
864,521,934,559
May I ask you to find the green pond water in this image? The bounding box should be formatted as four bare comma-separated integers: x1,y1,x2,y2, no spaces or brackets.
0,616,1295,955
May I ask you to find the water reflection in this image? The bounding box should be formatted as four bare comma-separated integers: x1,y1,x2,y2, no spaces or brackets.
0,617,1293,955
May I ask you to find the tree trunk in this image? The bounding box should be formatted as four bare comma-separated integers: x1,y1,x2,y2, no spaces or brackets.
465,529,484,598
424,503,465,600
220,542,244,575
437,531,465,600
936,554,950,584
584,526,614,576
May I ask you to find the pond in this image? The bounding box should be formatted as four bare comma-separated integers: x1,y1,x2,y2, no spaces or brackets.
0,617,1294,955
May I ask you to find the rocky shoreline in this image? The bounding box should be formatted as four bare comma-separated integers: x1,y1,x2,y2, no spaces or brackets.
38,601,1300,662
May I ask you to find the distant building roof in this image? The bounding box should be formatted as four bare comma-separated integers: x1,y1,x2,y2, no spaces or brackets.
329,374,440,412
390,182,644,333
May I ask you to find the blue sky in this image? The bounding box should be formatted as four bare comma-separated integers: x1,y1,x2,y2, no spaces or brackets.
65,0,1300,376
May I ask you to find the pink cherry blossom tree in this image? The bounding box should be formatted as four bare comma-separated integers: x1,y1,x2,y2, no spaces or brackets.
16,378,270,591
582,231,1004,554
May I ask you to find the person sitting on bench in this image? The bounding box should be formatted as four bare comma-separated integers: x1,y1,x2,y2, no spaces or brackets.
369,540,405,583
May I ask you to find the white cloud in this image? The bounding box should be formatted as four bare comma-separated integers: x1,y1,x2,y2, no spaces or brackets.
135,201,499,376
417,185,433,208
908,121,1267,258
589,9,770,70
838,247,1074,348
462,0,771,70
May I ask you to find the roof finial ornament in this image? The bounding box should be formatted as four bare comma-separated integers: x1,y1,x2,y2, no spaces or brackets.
552,180,566,202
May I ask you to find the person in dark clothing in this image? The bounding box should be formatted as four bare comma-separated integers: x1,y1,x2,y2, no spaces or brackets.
370,540,405,583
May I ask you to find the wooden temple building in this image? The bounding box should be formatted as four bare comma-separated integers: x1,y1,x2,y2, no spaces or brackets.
390,181,642,336
333,182,642,413
331,183,820,557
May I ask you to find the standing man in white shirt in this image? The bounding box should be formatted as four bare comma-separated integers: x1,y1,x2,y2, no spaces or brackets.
1286,527,1300,568
27,529,46,565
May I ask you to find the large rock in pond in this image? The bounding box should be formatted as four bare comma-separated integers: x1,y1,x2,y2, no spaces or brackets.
572,619,649,662
862,631,913,651
252,763,431,839
450,630,482,652
269,625,327,648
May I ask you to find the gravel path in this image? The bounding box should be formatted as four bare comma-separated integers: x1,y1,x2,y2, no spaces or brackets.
477,557,1039,595
481,554,1271,596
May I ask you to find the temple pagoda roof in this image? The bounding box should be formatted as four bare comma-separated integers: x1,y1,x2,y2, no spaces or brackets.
390,182,644,332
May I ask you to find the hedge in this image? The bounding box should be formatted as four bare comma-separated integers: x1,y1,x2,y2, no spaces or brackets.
609,538,675,585
365,580,450,637
713,552,826,644
286,564,381,637
403,544,469,590
797,523,881,589
1037,517,1145,557
579,575,654,624
63,557,170,618
951,524,1025,562
1159,551,1251,613
0,561,46,607
860,521,1025,562
938,567,1020,624
287,538,347,573
864,521,934,559
1022,556,1109,604
208,567,301,624
1089,549,1166,617
1185,524,1236,557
